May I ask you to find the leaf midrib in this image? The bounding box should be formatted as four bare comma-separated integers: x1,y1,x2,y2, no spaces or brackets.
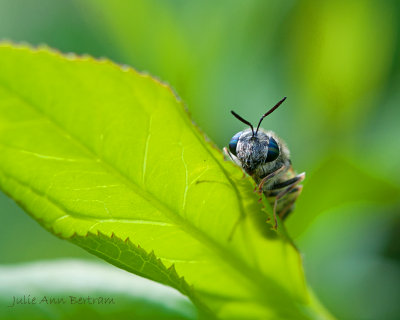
0,71,297,309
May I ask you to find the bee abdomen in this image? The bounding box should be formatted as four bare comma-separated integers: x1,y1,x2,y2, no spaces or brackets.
263,170,304,221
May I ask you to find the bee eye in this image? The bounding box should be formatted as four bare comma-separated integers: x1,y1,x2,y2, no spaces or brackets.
265,137,279,162
229,131,242,156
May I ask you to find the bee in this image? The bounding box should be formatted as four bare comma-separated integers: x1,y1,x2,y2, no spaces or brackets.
224,97,305,229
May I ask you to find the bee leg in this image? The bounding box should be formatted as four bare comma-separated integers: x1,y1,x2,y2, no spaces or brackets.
271,172,305,229
278,185,303,220
257,165,286,194
223,147,242,167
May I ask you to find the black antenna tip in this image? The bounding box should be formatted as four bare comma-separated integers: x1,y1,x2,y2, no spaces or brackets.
230,110,255,136
255,97,287,134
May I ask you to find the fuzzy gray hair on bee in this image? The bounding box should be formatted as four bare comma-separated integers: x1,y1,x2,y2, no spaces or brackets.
224,97,305,229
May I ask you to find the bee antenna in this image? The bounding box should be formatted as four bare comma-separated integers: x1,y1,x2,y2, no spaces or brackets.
231,110,255,136
255,97,287,135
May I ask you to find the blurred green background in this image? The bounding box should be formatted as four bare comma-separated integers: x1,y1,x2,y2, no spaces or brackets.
0,0,399,319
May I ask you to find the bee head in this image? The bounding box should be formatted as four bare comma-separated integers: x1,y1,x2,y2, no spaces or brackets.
229,129,280,174
229,97,285,174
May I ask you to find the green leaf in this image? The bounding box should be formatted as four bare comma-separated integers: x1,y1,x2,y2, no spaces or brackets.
0,43,333,320
0,259,198,320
